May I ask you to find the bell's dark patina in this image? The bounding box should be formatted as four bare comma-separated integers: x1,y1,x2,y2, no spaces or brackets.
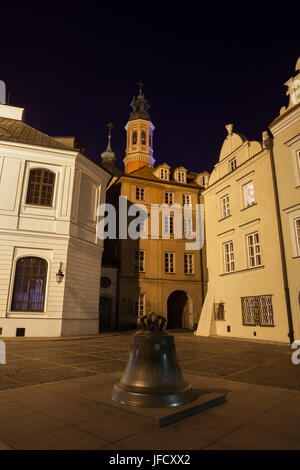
112,313,194,407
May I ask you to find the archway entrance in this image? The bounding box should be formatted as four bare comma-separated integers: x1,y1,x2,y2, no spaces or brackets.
99,296,112,331
167,291,189,329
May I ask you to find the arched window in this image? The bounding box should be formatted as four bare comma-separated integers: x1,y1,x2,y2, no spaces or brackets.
141,131,146,145
132,131,137,145
26,169,55,206
11,257,48,312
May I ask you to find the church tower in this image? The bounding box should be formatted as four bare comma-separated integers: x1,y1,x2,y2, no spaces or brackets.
123,82,155,173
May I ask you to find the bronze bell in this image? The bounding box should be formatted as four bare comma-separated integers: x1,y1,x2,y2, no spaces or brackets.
112,313,194,407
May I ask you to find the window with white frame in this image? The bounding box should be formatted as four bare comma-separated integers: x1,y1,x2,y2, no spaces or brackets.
243,181,255,207
165,192,174,204
135,294,146,317
294,217,300,255
230,158,237,172
160,168,169,180
164,215,174,235
184,253,194,274
135,250,145,272
177,171,186,183
183,194,192,207
184,217,193,237
223,241,235,273
247,231,262,267
136,186,145,201
221,195,230,218
165,252,175,273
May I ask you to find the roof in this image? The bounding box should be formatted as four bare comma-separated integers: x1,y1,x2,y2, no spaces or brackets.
0,117,73,151
119,165,202,189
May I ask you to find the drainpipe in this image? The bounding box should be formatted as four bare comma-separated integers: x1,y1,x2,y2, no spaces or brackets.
264,131,294,343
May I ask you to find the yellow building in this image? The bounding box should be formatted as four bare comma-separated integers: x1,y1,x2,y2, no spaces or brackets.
101,87,208,329
269,57,300,341
195,123,293,343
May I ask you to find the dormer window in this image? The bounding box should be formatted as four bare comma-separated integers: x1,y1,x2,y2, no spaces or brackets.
177,171,186,183
141,131,146,145
160,168,169,180
132,131,137,145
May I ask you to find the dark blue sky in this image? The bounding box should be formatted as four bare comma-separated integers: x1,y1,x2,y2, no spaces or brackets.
2,3,299,173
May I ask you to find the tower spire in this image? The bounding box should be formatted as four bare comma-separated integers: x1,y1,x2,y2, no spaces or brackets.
101,122,116,165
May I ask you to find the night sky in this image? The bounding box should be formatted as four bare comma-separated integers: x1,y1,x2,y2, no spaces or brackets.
1,4,299,174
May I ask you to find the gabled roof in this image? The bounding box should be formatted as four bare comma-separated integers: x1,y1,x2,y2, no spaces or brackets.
119,165,202,189
0,117,73,151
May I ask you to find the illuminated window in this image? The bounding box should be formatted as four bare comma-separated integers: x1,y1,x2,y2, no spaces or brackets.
221,195,230,218
243,181,255,207
26,169,55,207
177,171,186,183
223,241,235,273
132,131,137,145
141,131,146,145
11,257,47,312
247,232,262,267
165,252,175,273
135,294,146,317
160,168,169,180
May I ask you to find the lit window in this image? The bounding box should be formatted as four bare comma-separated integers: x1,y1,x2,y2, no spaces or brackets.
135,250,145,272
11,257,47,312
135,294,146,317
184,253,194,274
160,168,169,180
183,194,192,207
141,131,146,145
247,231,262,267
132,131,137,145
241,295,274,326
177,171,186,183
223,241,235,273
136,187,145,201
165,192,174,204
243,181,255,207
26,169,55,207
184,217,193,237
165,252,175,273
230,158,237,171
164,215,174,235
221,195,230,218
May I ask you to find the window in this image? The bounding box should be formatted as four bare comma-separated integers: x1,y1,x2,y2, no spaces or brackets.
100,276,111,288
294,218,300,255
160,168,169,180
247,231,262,267
214,302,225,321
135,294,145,317
241,295,274,326
136,187,145,201
164,215,174,235
141,131,146,145
183,194,192,207
243,181,255,207
26,169,55,207
11,257,47,312
177,171,186,183
132,131,137,145
230,158,237,171
165,252,175,273
184,217,193,237
184,253,194,274
149,133,152,147
135,250,145,272
221,195,230,218
201,176,207,186
165,192,174,204
223,241,235,272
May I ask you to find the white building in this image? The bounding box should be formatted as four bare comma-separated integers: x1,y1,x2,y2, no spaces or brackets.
0,103,110,337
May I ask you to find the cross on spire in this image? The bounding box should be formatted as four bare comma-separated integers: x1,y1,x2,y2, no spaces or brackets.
107,122,114,139
137,81,144,95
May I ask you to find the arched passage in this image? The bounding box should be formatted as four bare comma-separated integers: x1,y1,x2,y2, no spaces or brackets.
167,290,189,329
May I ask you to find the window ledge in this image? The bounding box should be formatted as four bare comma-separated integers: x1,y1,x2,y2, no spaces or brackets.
218,215,232,222
240,202,257,212
220,265,265,276
292,255,300,259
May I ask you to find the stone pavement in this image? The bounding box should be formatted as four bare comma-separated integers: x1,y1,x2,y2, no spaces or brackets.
0,331,300,450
